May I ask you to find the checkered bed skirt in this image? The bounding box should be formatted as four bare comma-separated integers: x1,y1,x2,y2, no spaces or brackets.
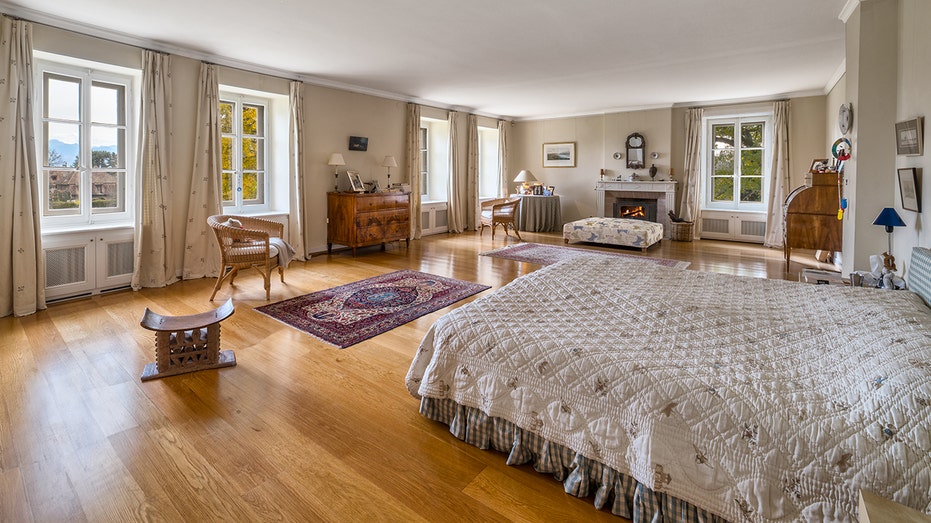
420,397,730,523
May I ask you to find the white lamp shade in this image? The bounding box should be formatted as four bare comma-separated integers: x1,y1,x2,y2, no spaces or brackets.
513,169,537,183
381,156,399,168
327,153,346,166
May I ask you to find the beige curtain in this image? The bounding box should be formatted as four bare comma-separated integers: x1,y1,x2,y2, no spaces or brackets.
679,108,704,223
764,100,791,248
465,114,479,230
406,103,422,239
131,50,175,290
446,111,464,233
497,120,509,197
288,81,307,260
0,17,44,317
182,63,222,279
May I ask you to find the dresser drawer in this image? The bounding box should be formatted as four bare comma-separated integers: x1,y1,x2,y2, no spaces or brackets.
356,195,409,212
384,221,409,241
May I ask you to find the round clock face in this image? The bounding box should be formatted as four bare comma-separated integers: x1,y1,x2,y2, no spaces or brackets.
627,135,643,147
838,103,852,134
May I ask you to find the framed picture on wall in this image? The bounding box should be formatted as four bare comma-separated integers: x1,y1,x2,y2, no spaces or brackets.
542,142,576,168
895,117,924,156
898,167,921,212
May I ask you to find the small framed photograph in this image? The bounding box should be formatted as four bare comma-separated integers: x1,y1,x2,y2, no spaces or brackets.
347,170,365,192
348,136,369,151
543,185,555,196
809,158,830,173
542,142,576,168
895,117,924,156
898,167,921,212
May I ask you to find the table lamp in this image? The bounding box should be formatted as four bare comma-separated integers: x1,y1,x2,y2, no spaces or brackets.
513,169,537,194
873,207,906,270
328,153,346,191
381,156,398,186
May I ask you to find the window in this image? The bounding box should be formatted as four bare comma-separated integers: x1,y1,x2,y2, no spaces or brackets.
478,126,500,199
420,117,449,202
704,115,771,211
39,59,135,227
221,95,267,212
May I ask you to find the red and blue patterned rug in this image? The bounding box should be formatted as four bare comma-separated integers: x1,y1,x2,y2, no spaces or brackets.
255,270,490,348
481,242,690,269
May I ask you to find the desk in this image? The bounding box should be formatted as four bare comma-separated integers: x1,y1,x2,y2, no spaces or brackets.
513,194,562,232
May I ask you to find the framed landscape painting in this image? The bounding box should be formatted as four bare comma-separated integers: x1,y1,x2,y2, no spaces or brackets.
895,117,924,156
542,142,576,168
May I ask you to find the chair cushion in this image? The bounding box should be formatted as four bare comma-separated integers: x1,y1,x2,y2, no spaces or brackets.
223,218,243,228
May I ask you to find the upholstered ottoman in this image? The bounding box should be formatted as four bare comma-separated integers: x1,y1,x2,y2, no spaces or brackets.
563,217,663,252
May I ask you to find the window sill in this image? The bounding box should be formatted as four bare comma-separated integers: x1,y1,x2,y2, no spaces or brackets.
42,222,134,237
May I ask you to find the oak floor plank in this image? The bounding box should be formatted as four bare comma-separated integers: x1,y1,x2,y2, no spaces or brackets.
0,467,32,522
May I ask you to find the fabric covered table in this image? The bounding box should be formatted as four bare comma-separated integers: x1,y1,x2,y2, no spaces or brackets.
563,217,663,251
515,194,562,232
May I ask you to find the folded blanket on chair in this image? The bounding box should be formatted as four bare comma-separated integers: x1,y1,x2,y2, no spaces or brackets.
269,237,295,268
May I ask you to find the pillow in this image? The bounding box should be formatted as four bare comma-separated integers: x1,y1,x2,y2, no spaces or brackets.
223,218,243,228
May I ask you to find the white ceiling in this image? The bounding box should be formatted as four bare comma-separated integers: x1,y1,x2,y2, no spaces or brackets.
4,0,849,120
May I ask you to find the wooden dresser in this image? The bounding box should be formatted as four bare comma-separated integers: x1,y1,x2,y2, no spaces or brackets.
327,192,411,256
783,172,843,266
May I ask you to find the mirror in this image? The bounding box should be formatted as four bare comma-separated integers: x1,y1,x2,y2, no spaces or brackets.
626,133,645,169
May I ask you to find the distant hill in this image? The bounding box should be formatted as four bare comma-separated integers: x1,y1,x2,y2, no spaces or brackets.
48,139,119,167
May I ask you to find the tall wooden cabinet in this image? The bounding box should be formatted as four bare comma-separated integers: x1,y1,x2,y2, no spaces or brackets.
327,192,411,256
783,173,843,265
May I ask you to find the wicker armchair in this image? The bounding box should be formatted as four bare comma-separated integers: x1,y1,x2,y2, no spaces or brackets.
207,215,286,301
479,198,522,241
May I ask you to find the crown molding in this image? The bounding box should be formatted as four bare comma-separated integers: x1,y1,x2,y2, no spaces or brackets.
838,0,860,23
824,59,846,94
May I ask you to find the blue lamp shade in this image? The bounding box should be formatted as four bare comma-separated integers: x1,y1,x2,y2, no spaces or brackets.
873,207,906,232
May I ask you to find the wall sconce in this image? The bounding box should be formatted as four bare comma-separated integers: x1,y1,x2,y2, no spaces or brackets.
513,169,537,194
381,156,398,186
327,153,346,191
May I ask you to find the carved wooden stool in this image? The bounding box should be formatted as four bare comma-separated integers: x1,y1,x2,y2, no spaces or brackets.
139,298,236,381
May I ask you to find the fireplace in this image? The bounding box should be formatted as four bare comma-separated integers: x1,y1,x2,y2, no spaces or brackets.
614,198,657,222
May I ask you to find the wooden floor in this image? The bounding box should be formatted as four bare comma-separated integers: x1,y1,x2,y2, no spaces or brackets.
0,232,835,522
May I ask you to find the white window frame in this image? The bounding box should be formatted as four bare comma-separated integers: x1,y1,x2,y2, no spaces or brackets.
220,92,269,213
478,125,500,199
36,55,138,230
702,112,773,212
420,116,449,203
419,126,429,197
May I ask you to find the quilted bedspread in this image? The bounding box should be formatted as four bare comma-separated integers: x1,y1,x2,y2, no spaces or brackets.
406,256,931,522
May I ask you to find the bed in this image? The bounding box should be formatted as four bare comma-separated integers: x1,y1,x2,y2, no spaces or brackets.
406,247,931,522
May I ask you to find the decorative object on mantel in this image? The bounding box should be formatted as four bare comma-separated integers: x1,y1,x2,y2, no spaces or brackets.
381,155,398,186
513,169,537,194
649,164,658,179
895,117,924,156
542,142,576,168
898,168,921,212
328,153,346,191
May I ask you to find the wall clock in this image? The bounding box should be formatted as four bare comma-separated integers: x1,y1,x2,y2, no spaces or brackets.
838,103,853,135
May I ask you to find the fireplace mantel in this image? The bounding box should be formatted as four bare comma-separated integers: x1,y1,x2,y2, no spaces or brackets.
595,180,677,238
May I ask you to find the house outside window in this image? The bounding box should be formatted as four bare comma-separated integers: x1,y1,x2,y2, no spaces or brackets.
38,58,136,228
221,94,267,212
703,114,772,211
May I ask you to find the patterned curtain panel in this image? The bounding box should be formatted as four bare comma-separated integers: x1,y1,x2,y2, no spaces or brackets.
465,114,479,230
446,111,464,233
182,63,222,279
288,81,307,260
0,17,45,317
679,107,704,223
131,50,176,290
406,103,422,240
764,100,791,248
497,120,509,198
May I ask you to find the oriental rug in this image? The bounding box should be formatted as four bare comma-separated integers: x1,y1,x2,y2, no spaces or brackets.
255,270,490,348
480,242,690,269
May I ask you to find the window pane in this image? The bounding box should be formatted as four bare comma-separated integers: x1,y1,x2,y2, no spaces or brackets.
91,82,125,125
45,74,80,120
46,169,81,213
221,136,234,171
741,150,763,176
91,171,123,211
45,122,80,168
712,149,734,176
91,126,124,169
221,172,234,202
242,104,263,136
713,124,734,149
712,177,734,201
741,123,764,148
220,102,234,134
740,176,762,202
242,138,260,170
243,172,260,201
